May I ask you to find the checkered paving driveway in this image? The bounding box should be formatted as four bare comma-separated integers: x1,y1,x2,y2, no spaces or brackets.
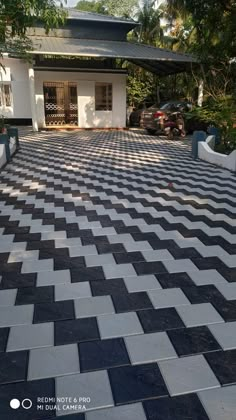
0,128,236,419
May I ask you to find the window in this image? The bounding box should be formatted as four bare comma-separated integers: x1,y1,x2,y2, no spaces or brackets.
0,84,13,107
95,83,112,111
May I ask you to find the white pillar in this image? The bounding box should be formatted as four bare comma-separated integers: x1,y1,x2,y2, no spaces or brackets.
198,79,204,107
28,67,38,131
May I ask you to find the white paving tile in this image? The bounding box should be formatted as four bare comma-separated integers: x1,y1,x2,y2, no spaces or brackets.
21,259,54,273
8,250,39,263
56,370,114,415
37,269,71,286
55,282,91,301
103,263,136,279
0,305,34,327
176,303,224,327
74,296,115,318
198,385,236,420
216,283,236,300
209,322,236,350
123,275,162,292
159,355,220,396
148,288,190,309
98,312,143,339
0,289,17,306
125,332,177,364
187,270,228,286
7,322,54,351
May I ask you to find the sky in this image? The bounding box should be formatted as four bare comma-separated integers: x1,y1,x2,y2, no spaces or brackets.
65,0,78,7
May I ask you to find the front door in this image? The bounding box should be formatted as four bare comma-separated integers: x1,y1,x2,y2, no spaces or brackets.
43,81,78,126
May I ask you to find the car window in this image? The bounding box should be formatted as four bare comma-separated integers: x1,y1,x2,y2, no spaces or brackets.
160,103,171,110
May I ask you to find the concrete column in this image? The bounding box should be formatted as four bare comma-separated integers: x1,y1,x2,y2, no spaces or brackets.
198,79,204,107
28,67,38,132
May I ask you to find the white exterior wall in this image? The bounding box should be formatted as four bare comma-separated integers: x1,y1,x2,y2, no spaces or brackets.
0,57,32,119
0,59,127,128
34,70,127,129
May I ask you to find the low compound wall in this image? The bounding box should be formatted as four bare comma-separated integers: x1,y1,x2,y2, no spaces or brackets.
198,135,236,172
0,133,18,170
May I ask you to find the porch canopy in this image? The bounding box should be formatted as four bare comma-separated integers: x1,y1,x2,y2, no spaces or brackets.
29,37,197,76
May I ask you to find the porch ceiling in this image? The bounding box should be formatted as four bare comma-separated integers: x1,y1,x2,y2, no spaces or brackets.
29,36,197,76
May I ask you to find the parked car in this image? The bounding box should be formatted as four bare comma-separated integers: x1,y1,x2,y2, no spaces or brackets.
140,101,192,134
129,102,154,126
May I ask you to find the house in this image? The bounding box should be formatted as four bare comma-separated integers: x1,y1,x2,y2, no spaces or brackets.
0,9,196,131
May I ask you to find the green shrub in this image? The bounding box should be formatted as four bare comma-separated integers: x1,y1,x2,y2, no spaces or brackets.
187,98,236,153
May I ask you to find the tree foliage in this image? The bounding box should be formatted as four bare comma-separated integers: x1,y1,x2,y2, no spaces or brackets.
75,0,107,14
166,0,236,60
76,0,138,18
134,0,164,45
0,0,67,56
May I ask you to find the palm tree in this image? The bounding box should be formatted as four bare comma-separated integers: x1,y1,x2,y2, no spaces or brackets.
165,0,188,19
135,0,164,46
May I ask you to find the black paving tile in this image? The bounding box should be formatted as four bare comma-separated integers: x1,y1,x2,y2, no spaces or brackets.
90,278,128,296
157,272,195,289
54,256,85,271
0,328,9,352
212,300,236,322
168,326,221,357
192,257,226,270
182,285,225,305
82,235,109,247
0,262,22,274
71,266,105,282
0,252,10,263
26,240,55,251
108,363,168,405
0,273,37,290
15,286,54,305
217,267,236,282
134,261,167,276
79,338,130,372
112,292,153,313
34,301,74,324
0,378,55,419
205,349,236,385
0,350,28,384
96,243,126,255
55,317,99,345
169,247,202,260
114,251,145,264
39,247,69,260
13,233,41,242
144,393,209,420
138,308,185,333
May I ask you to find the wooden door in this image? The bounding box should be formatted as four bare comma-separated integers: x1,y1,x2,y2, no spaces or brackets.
43,82,78,126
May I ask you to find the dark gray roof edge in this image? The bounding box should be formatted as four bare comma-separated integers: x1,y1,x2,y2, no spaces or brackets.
29,36,198,63
67,8,138,26
131,41,198,62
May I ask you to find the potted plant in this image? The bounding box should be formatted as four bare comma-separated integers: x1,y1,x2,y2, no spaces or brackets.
0,114,10,134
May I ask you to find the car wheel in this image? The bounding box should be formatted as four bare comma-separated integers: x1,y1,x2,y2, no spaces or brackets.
146,129,156,135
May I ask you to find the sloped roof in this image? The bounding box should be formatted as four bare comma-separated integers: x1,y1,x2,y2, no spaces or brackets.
67,8,137,26
30,36,197,75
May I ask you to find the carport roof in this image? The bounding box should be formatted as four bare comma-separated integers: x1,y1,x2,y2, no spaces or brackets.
29,36,197,76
